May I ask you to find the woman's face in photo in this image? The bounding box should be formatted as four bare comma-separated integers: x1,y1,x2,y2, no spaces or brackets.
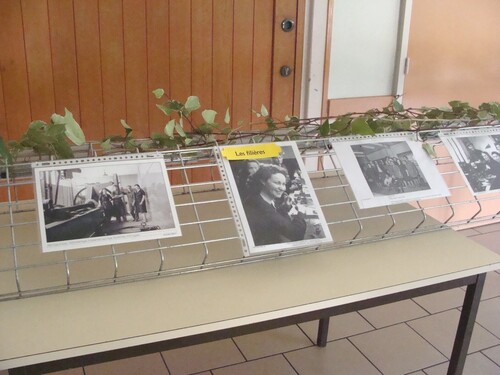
492,153,500,162
262,172,287,199
247,161,259,176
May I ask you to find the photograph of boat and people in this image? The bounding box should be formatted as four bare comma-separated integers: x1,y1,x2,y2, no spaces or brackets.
35,159,180,251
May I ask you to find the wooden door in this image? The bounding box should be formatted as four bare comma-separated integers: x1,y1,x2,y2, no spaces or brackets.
0,0,304,141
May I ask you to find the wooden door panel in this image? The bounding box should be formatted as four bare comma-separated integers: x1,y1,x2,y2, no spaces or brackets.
0,1,32,140
74,0,105,141
191,0,213,126
48,0,81,120
271,0,299,120
21,0,56,120
99,0,127,137
123,0,149,137
146,0,171,134
0,0,303,142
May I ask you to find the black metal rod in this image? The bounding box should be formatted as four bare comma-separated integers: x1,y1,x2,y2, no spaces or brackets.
317,317,330,347
447,273,486,375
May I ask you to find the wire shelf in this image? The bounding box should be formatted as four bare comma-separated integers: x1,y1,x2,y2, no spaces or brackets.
1,135,499,301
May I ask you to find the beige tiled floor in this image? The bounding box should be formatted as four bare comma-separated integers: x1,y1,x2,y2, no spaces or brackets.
2,226,499,375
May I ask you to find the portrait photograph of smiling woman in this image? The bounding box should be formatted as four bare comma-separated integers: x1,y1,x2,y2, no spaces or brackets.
221,142,332,256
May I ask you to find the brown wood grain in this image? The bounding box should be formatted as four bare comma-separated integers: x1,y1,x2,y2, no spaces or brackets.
0,0,32,139
99,0,127,137
146,0,171,134
21,0,56,120
48,0,81,120
123,0,149,138
74,0,105,140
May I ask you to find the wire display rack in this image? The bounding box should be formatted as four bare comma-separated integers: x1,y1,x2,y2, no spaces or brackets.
1,133,499,301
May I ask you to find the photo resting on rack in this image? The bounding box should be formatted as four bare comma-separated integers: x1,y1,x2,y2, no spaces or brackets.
352,141,431,197
33,157,181,252
330,136,450,209
221,142,332,255
440,132,500,195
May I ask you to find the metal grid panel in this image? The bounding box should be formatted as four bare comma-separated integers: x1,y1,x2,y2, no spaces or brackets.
1,135,499,301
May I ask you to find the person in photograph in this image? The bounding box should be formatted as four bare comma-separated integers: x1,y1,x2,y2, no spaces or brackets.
243,164,306,246
125,185,135,220
236,159,260,200
98,188,114,224
133,184,148,223
110,182,128,222
487,151,500,190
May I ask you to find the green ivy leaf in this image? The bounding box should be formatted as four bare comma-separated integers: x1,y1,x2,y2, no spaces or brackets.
101,138,111,151
184,96,201,113
152,88,165,99
477,110,490,120
319,119,330,137
260,104,269,117
351,118,375,136
202,109,217,124
156,103,173,116
0,137,13,165
175,121,186,137
120,119,133,138
422,143,436,158
184,138,193,146
52,138,74,159
52,108,85,146
265,117,276,130
224,108,231,125
199,123,216,134
330,117,350,133
392,99,404,112
164,119,176,138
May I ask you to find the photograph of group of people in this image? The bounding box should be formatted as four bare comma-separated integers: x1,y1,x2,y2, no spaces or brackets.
331,137,450,209
222,142,331,255
352,142,430,196
34,157,181,252
440,131,500,194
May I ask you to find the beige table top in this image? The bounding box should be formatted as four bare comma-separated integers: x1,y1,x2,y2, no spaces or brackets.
0,229,499,370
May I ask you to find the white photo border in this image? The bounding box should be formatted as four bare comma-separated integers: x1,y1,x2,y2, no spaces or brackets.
330,135,450,209
219,141,332,256
440,128,500,196
33,155,181,252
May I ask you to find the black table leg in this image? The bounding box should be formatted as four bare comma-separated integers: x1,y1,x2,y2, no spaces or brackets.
317,317,330,347
447,273,486,375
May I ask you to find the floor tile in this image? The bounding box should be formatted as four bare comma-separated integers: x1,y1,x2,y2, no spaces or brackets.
472,222,500,234
298,312,374,342
212,355,296,375
483,345,500,366
476,297,500,338
285,338,380,375
47,370,84,375
482,271,500,300
162,339,245,375
423,352,500,375
466,231,500,255
233,325,312,361
413,288,465,314
408,309,500,358
359,299,428,328
350,323,446,375
460,228,481,237
85,353,167,375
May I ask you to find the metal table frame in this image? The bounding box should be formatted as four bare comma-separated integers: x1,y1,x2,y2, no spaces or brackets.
7,272,486,375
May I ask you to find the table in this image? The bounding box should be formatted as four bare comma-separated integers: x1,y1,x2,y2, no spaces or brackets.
1,229,499,375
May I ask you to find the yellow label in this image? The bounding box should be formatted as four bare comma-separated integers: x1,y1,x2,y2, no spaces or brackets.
221,144,282,160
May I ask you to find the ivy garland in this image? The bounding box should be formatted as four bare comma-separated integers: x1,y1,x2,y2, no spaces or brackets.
0,89,499,164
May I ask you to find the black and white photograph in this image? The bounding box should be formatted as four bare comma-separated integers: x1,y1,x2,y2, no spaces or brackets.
220,142,332,256
440,130,500,195
33,156,181,252
331,136,450,209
